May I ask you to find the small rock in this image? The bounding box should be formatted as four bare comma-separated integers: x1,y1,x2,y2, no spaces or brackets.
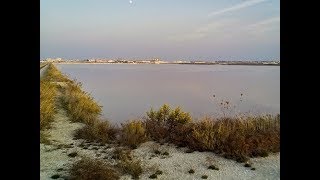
201,175,208,179
188,169,195,174
149,174,157,179
68,152,78,158
51,174,60,179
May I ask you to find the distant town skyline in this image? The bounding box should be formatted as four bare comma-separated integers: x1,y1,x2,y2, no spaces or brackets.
41,0,280,61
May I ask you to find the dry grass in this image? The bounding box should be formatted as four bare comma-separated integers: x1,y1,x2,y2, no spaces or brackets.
40,63,70,130
119,120,148,148
117,159,143,179
40,62,47,69
42,63,70,82
69,157,120,180
40,79,57,130
40,131,51,144
74,120,118,144
145,104,192,143
113,148,143,179
144,104,280,162
110,147,143,179
187,115,280,161
61,81,102,125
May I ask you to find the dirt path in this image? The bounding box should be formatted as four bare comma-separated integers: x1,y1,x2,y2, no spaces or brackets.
40,97,84,179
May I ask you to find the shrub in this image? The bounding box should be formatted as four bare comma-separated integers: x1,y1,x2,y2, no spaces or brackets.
145,104,192,143
74,120,117,144
119,120,148,148
111,147,143,179
186,115,280,161
69,157,119,180
112,147,132,161
117,159,143,179
115,149,142,179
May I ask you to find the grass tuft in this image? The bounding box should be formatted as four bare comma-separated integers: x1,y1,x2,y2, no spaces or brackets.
69,157,119,180
61,81,102,125
74,120,117,144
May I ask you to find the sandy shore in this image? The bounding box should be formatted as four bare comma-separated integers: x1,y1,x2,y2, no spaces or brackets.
40,110,280,180
131,141,279,180
40,81,279,180
40,82,280,180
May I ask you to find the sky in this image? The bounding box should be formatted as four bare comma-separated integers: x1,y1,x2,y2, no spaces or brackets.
40,0,280,61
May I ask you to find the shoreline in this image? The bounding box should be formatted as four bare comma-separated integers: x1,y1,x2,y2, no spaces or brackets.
40,63,280,179
52,62,280,66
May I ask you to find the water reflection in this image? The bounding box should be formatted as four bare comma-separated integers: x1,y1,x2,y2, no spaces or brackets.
56,64,280,124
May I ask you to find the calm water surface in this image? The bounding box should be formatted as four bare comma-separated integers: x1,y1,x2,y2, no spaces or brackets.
56,64,280,124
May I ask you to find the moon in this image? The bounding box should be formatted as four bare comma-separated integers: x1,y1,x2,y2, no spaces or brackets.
129,0,133,4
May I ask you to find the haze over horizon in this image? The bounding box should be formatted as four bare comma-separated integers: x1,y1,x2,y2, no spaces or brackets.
41,0,280,61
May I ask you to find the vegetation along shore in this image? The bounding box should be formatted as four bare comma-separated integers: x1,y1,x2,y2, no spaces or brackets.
40,63,280,180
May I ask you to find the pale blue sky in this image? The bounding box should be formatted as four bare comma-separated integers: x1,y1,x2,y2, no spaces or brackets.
40,0,280,61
